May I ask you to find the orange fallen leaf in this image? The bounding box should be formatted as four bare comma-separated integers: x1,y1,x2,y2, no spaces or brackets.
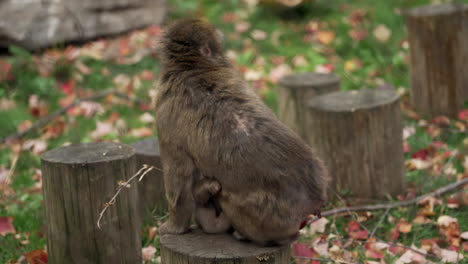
24,249,48,264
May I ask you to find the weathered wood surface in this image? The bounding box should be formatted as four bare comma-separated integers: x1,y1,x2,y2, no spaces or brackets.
0,0,167,50
404,3,468,118
307,89,405,199
278,72,340,141
160,230,291,264
41,142,141,264
131,137,166,219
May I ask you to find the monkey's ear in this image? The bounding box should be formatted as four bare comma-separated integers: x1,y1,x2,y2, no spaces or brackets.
200,44,212,58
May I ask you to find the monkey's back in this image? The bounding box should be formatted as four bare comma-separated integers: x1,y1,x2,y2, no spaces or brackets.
156,66,327,242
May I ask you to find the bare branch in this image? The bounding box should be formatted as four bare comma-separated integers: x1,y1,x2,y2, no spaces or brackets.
97,164,155,229
315,178,468,220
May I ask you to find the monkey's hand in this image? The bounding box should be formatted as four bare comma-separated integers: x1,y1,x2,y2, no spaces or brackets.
159,220,190,235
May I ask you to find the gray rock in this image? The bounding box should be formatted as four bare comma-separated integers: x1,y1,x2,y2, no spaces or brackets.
0,0,166,50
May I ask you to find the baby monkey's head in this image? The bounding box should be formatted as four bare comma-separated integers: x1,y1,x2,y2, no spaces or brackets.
158,19,226,65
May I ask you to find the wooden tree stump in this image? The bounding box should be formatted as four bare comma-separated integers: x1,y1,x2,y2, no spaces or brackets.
131,137,166,220
404,3,468,118
41,142,141,264
160,230,291,264
307,89,405,199
278,72,340,140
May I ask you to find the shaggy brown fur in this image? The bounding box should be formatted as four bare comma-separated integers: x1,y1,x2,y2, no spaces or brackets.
155,19,329,245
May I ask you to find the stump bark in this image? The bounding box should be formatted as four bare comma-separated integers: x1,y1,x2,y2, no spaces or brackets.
41,142,141,264
160,230,291,264
307,89,405,199
404,3,468,118
131,137,166,219
278,72,340,140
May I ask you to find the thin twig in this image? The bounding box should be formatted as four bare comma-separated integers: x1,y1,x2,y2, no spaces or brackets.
314,178,468,220
369,207,390,238
1,90,149,144
97,164,154,229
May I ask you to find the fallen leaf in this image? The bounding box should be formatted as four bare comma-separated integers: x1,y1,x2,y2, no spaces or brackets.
90,122,115,139
292,243,320,264
349,29,368,41
269,64,291,83
24,249,48,264
373,24,391,42
395,245,427,264
461,232,468,240
244,69,262,81
142,245,156,261
130,127,153,138
315,64,334,74
397,221,412,233
345,220,369,240
439,248,464,263
308,217,329,234
317,31,335,45
235,21,250,33
458,109,468,121
23,139,48,155
0,216,15,236
139,112,155,124
437,216,457,227
251,30,267,40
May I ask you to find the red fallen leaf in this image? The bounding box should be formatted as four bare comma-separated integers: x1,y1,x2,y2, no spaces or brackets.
0,216,16,236
431,141,447,149
59,80,75,95
349,29,368,41
292,243,321,264
119,40,131,57
147,25,162,36
458,109,468,121
345,220,369,240
0,59,12,81
411,149,429,160
24,249,48,264
387,227,399,241
403,142,411,153
431,115,450,126
140,70,155,81
348,9,367,26
364,239,386,259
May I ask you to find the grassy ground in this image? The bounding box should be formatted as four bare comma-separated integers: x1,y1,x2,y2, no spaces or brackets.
1,0,467,263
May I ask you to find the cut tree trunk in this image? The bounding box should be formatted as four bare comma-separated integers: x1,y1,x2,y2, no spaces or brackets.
160,230,291,264
41,142,141,264
0,0,166,50
278,72,340,141
307,89,405,199
404,3,468,118
131,137,166,220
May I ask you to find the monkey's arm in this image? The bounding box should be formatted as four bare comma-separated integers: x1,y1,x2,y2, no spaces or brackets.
158,145,196,235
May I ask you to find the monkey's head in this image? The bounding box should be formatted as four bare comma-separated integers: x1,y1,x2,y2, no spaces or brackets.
158,19,227,65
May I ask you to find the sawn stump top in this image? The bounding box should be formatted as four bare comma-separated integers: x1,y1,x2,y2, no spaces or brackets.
161,230,288,259
308,89,400,112
131,137,160,156
278,72,340,89
41,142,134,164
403,3,468,17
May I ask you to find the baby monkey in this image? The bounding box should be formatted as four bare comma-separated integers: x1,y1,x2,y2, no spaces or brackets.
192,177,231,234
155,19,329,246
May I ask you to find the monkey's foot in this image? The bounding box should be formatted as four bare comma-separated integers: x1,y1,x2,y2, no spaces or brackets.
159,221,190,235
232,231,248,241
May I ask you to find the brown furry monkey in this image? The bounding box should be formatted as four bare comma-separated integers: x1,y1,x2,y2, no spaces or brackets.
155,19,329,245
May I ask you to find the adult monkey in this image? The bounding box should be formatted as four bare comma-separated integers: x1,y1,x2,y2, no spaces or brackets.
155,19,328,246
